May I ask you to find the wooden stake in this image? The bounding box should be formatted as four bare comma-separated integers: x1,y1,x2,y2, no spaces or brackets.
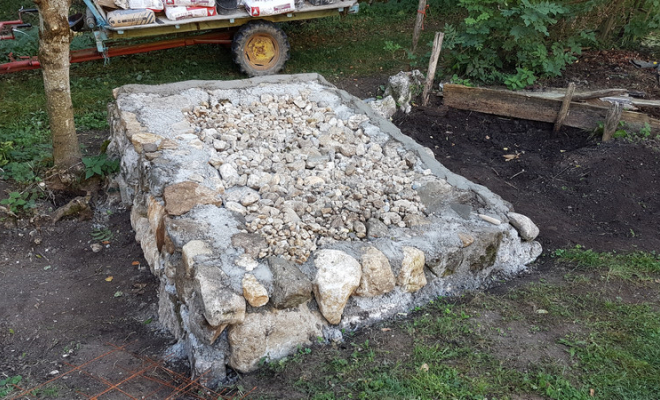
411,0,427,53
421,31,444,107
602,102,623,142
553,82,576,134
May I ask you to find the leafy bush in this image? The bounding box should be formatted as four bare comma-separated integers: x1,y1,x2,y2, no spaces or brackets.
444,0,595,87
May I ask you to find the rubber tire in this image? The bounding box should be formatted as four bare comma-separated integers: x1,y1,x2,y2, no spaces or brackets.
231,21,290,77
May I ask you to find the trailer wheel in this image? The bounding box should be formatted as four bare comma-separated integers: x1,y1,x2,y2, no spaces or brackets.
232,21,289,77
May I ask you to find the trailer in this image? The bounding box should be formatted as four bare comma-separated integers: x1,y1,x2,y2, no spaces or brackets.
0,0,358,75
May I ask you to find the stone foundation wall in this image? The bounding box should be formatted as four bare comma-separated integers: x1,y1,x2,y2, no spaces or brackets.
108,74,541,385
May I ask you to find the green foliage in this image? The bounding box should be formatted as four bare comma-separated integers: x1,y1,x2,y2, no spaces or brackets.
75,111,109,131
0,141,13,167
444,0,594,85
382,40,403,54
0,111,52,183
0,190,37,214
533,373,590,399
0,375,22,397
503,67,537,90
91,227,114,242
449,74,474,86
82,153,119,179
639,122,652,138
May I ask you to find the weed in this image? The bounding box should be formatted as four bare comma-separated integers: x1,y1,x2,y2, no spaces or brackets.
449,74,473,87
82,153,120,179
75,111,109,131
639,122,652,138
1,190,37,214
0,375,22,397
30,385,60,398
91,227,114,242
503,67,537,90
382,41,403,57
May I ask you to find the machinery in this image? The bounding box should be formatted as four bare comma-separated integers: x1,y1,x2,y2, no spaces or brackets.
1,0,358,75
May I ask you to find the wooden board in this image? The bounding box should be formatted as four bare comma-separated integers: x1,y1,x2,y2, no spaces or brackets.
443,84,660,133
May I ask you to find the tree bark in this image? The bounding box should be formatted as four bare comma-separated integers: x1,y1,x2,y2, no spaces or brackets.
34,0,81,174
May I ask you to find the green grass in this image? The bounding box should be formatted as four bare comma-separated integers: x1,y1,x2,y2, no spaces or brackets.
247,249,660,399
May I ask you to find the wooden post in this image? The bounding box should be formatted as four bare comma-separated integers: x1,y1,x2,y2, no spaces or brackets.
412,0,427,53
421,31,444,107
553,82,576,134
602,102,623,142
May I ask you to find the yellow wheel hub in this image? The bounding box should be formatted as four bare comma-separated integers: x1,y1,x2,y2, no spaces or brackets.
245,34,279,70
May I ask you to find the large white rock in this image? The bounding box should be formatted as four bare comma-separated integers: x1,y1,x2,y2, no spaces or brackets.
228,304,323,372
355,246,395,297
397,246,427,293
367,95,397,119
182,240,213,277
313,249,362,324
218,163,239,187
384,70,424,113
507,212,540,241
194,264,246,327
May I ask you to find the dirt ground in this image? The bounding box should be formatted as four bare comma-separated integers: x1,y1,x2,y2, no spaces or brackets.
1,50,660,398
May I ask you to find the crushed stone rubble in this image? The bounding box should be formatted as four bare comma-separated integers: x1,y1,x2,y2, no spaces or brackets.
183,91,433,263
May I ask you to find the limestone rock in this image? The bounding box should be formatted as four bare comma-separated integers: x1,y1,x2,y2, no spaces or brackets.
231,233,267,258
367,95,397,119
384,70,424,113
313,250,362,324
182,240,213,277
397,246,427,293
355,246,395,297
458,233,475,248
219,163,239,187
507,212,540,241
228,304,323,372
242,274,269,307
130,132,162,153
184,300,227,345
367,218,388,239
194,264,246,327
163,181,223,216
268,256,313,309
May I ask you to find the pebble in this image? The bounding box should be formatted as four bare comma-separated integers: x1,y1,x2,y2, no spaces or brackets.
185,93,442,262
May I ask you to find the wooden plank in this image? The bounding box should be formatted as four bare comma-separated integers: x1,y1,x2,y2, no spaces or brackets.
523,88,628,101
443,84,660,133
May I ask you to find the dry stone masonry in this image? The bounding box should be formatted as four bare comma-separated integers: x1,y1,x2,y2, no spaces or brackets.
108,74,542,385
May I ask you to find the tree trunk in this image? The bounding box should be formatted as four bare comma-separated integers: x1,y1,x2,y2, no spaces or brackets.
34,0,81,175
